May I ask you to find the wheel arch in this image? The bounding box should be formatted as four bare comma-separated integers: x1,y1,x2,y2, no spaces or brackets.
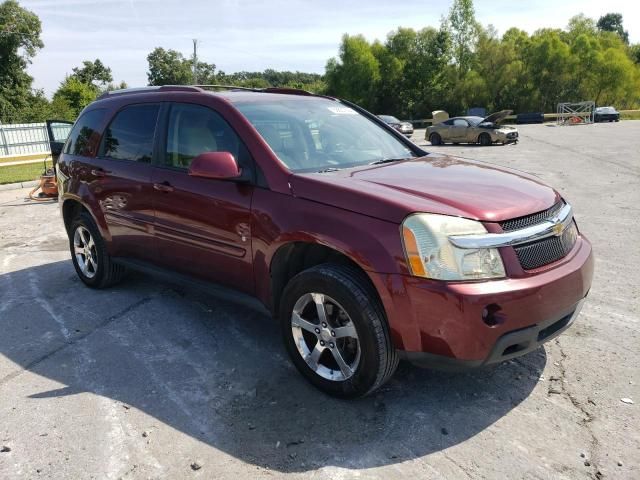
61,195,111,242
268,241,384,319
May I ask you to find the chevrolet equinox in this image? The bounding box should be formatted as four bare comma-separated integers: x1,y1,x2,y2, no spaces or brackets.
55,86,594,397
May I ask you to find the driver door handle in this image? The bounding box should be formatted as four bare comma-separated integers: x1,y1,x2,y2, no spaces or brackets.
153,181,174,193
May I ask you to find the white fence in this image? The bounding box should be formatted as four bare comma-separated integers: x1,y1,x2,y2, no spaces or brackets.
0,122,72,158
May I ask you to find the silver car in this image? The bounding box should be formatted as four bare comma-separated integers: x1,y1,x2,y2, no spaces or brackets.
427,110,518,146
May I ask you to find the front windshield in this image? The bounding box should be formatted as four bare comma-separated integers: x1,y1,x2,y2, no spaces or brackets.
467,116,485,126
236,98,415,172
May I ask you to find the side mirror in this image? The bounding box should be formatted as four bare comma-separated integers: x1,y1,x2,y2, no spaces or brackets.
188,151,241,180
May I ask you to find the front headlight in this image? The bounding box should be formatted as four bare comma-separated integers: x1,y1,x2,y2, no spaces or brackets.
401,213,506,280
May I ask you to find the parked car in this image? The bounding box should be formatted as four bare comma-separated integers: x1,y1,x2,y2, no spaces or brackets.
516,112,545,124
55,86,593,397
427,110,518,146
594,106,620,122
378,115,414,137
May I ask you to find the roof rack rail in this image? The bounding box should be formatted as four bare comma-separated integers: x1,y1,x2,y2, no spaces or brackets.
195,84,315,96
98,85,203,99
194,84,261,92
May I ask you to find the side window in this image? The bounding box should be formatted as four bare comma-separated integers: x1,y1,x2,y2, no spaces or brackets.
100,104,160,163
453,119,468,127
164,103,251,171
64,108,107,156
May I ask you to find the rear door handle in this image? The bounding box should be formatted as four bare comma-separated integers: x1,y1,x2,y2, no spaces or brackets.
91,168,110,177
153,181,174,193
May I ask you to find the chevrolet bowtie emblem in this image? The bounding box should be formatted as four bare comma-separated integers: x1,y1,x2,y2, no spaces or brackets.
552,221,564,236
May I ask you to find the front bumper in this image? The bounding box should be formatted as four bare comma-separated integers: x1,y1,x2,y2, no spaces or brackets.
401,298,585,369
374,236,594,367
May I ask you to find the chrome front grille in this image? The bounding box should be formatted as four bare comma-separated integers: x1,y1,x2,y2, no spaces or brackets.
513,222,578,269
499,202,578,270
500,201,564,232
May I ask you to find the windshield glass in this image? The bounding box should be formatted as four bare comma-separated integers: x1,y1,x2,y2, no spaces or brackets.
236,98,415,172
597,107,615,113
466,116,485,126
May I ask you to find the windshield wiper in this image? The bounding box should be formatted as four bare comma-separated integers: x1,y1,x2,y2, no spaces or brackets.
369,156,413,165
316,167,342,173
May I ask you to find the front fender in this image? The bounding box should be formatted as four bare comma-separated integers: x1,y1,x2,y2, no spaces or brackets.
250,189,407,316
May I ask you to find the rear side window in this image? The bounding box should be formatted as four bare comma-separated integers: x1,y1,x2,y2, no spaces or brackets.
164,103,252,171
453,119,468,127
100,104,160,163
64,108,107,156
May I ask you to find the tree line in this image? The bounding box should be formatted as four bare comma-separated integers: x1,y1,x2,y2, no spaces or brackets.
1,0,639,124
325,2,640,118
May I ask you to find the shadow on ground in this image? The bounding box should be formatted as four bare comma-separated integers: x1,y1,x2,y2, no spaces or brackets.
0,260,545,472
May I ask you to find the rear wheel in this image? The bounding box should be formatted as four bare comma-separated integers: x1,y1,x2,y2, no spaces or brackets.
429,132,442,145
478,133,492,146
69,212,126,288
280,264,398,398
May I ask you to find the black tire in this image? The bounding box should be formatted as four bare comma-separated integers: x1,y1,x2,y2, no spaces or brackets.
478,133,492,146
69,212,126,288
279,264,398,398
429,132,442,145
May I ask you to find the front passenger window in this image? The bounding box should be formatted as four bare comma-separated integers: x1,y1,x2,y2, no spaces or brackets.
164,103,250,171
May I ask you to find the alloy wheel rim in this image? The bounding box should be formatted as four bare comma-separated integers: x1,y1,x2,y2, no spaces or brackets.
73,226,98,279
291,292,360,381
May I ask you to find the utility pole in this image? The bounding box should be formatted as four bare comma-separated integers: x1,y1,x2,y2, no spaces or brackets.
192,39,198,84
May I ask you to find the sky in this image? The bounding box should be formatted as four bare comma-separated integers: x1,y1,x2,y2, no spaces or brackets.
20,0,640,96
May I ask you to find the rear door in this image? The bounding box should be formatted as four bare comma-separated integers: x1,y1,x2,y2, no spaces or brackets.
91,103,160,261
46,120,73,169
151,102,255,294
436,119,454,141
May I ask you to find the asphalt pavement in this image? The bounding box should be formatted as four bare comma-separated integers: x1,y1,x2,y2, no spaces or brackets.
0,122,638,479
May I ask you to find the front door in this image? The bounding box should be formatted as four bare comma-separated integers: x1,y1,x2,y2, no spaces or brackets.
46,120,73,170
151,102,255,294
451,118,470,143
91,103,160,261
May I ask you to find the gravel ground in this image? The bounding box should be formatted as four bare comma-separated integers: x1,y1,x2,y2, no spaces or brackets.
0,122,638,479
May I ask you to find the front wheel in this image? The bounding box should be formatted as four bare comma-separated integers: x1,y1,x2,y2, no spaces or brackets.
478,133,492,146
280,264,398,398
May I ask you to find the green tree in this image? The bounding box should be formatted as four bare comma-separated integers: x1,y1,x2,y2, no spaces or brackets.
446,0,479,77
597,13,629,44
147,48,193,85
147,47,216,85
52,77,98,118
325,34,380,110
630,44,640,65
0,0,43,122
523,29,575,111
71,59,113,88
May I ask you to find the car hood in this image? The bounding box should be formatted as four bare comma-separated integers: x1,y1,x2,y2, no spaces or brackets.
291,154,559,224
482,109,512,124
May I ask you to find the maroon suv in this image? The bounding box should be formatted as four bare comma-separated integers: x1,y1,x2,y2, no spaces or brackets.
56,86,594,397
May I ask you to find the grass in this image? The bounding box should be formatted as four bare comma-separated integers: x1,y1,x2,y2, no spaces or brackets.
620,110,640,120
0,160,52,185
0,153,49,165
